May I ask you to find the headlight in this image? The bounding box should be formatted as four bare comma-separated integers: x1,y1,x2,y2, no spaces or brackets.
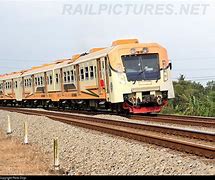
130,48,136,55
142,47,149,54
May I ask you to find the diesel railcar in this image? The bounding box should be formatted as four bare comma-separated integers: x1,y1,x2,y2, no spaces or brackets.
0,39,175,114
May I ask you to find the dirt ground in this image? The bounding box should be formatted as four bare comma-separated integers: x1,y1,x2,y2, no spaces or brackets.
0,130,51,175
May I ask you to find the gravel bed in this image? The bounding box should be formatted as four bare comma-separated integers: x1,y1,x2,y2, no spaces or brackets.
0,110,214,175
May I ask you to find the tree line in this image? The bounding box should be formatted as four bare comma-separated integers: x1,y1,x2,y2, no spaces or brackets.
162,75,215,117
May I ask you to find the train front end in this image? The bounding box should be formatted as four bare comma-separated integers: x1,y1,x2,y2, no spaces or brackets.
108,39,175,114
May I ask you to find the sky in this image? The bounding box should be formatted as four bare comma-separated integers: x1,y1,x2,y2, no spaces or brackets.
0,0,214,85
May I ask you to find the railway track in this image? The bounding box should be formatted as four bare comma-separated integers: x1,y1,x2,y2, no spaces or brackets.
21,107,215,128
1,107,214,158
37,107,215,128
131,114,215,128
2,106,213,127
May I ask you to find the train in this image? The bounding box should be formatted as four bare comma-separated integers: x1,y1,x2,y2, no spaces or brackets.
0,39,175,114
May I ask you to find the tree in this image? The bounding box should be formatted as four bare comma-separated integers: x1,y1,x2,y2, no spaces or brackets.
206,81,215,91
178,74,185,81
161,75,215,117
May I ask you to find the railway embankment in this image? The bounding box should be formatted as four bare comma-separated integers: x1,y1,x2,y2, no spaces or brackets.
0,110,214,175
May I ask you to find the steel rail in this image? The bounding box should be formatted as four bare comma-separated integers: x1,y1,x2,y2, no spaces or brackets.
131,114,215,128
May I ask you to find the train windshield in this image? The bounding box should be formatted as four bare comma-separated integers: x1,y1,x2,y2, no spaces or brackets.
122,54,160,81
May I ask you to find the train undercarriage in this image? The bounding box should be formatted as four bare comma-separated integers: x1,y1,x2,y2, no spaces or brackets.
0,97,167,115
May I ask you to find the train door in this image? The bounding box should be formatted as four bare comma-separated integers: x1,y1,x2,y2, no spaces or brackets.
16,77,23,101
100,57,110,96
53,69,61,92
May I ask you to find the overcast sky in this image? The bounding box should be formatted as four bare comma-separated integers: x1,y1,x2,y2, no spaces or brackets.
0,0,214,85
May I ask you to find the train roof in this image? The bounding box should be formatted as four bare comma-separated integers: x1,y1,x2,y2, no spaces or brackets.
21,59,71,77
49,46,119,71
0,71,22,81
0,39,165,80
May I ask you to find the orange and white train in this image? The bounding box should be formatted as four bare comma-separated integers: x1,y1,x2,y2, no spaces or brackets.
0,39,175,114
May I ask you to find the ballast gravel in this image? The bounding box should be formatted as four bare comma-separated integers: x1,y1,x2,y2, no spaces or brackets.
0,110,214,175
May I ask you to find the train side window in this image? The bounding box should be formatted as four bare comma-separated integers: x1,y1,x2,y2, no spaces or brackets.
37,77,40,86
50,75,53,85
85,67,89,80
64,72,67,82
67,71,70,82
29,79,32,87
35,78,37,86
90,66,94,79
55,73,59,84
94,66,97,78
40,77,43,86
71,70,74,81
102,61,105,69
108,64,112,77
101,61,105,79
80,68,84,81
